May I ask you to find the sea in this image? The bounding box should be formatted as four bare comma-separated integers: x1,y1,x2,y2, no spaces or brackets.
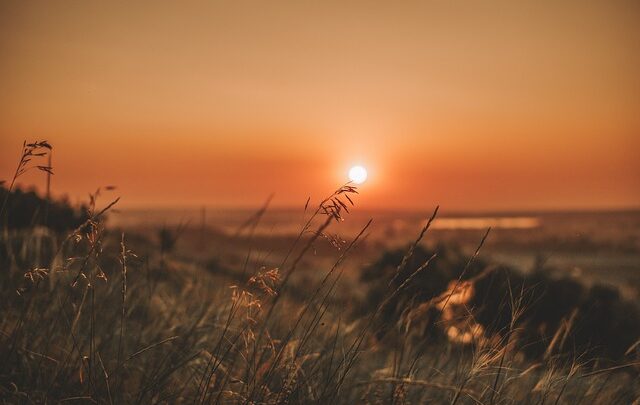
108,207,640,297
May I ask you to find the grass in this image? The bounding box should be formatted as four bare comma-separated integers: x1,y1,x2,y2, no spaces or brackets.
0,141,638,404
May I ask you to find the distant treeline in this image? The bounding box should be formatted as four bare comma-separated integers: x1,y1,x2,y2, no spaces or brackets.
0,186,88,232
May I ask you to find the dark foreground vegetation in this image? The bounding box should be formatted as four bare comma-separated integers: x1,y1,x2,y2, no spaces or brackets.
1,142,639,404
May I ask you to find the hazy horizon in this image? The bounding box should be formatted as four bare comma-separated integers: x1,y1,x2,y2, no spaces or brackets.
4,179,640,213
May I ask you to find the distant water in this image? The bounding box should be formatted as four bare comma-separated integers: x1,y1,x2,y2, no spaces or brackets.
108,207,639,249
109,207,540,234
109,208,640,296
429,217,539,230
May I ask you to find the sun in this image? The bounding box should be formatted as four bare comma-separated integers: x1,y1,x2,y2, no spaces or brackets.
348,165,368,184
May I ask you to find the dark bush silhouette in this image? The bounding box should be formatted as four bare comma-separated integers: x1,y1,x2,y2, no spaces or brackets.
359,244,640,362
358,244,487,341
0,186,88,232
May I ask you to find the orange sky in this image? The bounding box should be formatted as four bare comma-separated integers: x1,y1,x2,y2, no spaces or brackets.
1,1,639,211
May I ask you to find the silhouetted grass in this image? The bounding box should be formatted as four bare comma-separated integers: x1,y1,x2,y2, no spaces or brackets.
0,141,638,404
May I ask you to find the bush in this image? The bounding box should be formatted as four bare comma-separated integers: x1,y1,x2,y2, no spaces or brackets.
0,186,88,232
358,244,640,362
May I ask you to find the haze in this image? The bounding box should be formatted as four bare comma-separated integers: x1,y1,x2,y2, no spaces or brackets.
1,1,639,211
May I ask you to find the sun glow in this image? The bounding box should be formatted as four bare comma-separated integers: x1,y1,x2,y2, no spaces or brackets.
348,165,368,184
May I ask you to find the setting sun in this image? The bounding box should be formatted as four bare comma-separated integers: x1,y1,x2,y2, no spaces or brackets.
348,165,368,184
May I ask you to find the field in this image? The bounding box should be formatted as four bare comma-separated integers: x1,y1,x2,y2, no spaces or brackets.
1,143,639,404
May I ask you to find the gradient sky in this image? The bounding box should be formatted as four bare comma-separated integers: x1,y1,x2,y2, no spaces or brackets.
1,1,639,211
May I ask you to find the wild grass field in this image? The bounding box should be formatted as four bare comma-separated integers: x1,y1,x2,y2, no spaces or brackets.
1,142,639,404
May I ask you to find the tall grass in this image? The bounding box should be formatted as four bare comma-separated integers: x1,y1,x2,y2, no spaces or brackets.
0,141,638,404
